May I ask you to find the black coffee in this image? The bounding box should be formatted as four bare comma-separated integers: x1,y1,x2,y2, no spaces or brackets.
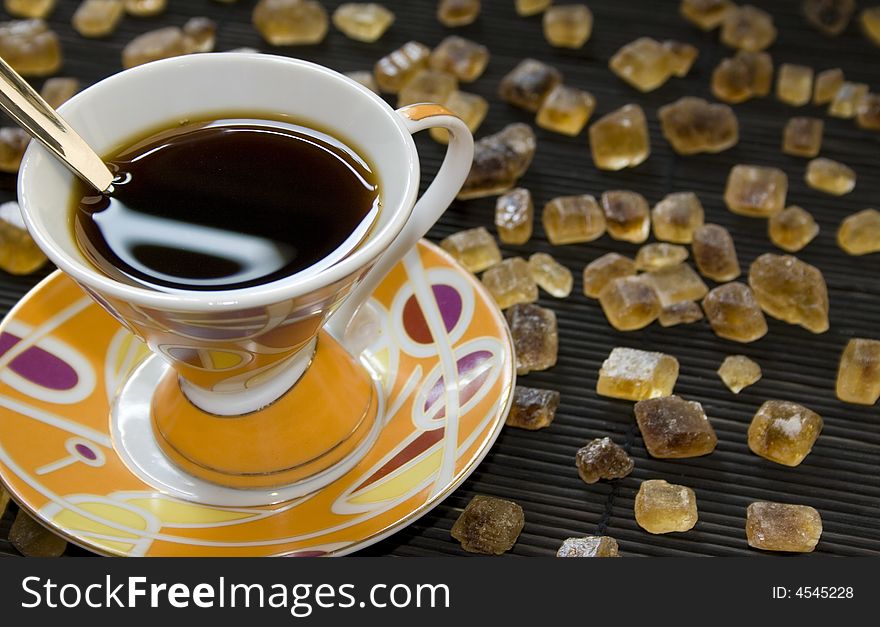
72,118,380,291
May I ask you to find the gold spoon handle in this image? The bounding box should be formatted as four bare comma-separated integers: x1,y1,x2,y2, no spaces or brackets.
0,56,114,193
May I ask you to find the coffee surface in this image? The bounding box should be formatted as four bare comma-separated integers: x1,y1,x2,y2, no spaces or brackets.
73,118,380,291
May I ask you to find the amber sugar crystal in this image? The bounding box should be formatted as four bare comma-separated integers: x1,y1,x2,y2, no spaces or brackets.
0,201,48,275
458,123,536,200
374,40,430,93
482,257,538,309
601,190,651,243
440,226,501,273
542,194,605,245
803,0,855,36
711,51,773,104
829,81,868,118
746,502,822,553
805,157,855,195
748,400,823,466
837,209,880,255
429,35,489,82
536,84,596,136
331,3,394,43
635,395,718,458
506,303,558,375
528,253,573,298
768,206,819,252
813,67,844,104
252,0,328,46
451,495,523,555
72,0,124,38
724,164,788,217
122,26,187,68
589,104,650,171
658,97,739,155
836,338,880,405
495,188,533,245
749,253,829,334
664,40,699,77
776,63,814,106
652,192,705,244
507,385,560,430
557,536,620,557
782,117,823,158
543,4,593,49
5,0,56,19
498,58,563,113
0,19,62,76
582,253,635,298
599,275,661,331
430,91,488,144
659,301,704,327
437,0,480,27
647,263,708,307
576,437,634,484
680,0,733,31
635,243,689,271
702,282,768,343
397,69,457,107
856,93,880,130
634,480,698,534
609,37,674,93
692,223,741,282
717,354,762,393
720,5,777,51
596,347,679,401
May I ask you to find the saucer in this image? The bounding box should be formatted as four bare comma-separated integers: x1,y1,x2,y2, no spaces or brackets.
0,240,515,556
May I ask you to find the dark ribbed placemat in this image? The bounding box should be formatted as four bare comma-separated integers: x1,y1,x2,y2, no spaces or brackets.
0,0,878,558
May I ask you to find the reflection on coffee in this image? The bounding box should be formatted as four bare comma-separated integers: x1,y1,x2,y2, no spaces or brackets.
72,118,380,291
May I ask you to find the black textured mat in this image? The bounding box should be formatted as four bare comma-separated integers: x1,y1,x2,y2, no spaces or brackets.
0,0,878,558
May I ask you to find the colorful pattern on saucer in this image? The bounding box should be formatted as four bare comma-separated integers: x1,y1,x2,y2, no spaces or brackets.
0,241,514,556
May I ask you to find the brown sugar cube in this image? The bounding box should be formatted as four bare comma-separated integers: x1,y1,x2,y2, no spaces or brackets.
498,58,562,112
635,243,689,271
588,104,650,170
652,192,705,244
430,91,488,144
860,7,880,45
711,51,773,104
692,223,741,282
634,395,718,458
397,69,457,107
458,123,536,200
543,194,605,245
609,37,674,92
543,4,593,48
836,338,880,405
373,41,431,93
659,301,704,327
702,282,768,343
331,3,394,43
634,480,698,534
856,93,880,130
482,257,538,309
0,200,48,274
429,35,489,82
813,67,844,104
837,209,880,255
679,0,733,31
803,0,855,36
528,253,573,298
507,385,560,430
72,0,124,38
451,495,524,555
598,275,661,331
748,253,829,334
717,355,762,393
506,303,558,375
746,502,822,552
601,190,650,243
663,40,699,77
124,0,166,17
776,63,814,106
557,536,620,557
536,84,596,136
748,400,823,466
582,253,636,299
805,157,855,195
720,5,777,51
516,0,551,16
495,188,533,245
658,97,739,155
440,226,501,273
252,0,328,45
782,117,823,158
437,0,480,27
597,347,679,401
39,77,79,108
0,18,62,76
0,127,29,174
647,263,708,307
768,206,819,252
5,0,56,19
724,164,787,217
576,437,634,484
829,81,868,118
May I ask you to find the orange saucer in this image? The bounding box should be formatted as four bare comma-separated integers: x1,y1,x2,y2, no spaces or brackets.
0,240,515,556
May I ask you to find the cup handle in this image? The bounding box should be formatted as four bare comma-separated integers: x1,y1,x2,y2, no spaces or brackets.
327,103,475,338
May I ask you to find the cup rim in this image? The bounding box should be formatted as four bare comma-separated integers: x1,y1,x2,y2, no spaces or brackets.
18,53,420,312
